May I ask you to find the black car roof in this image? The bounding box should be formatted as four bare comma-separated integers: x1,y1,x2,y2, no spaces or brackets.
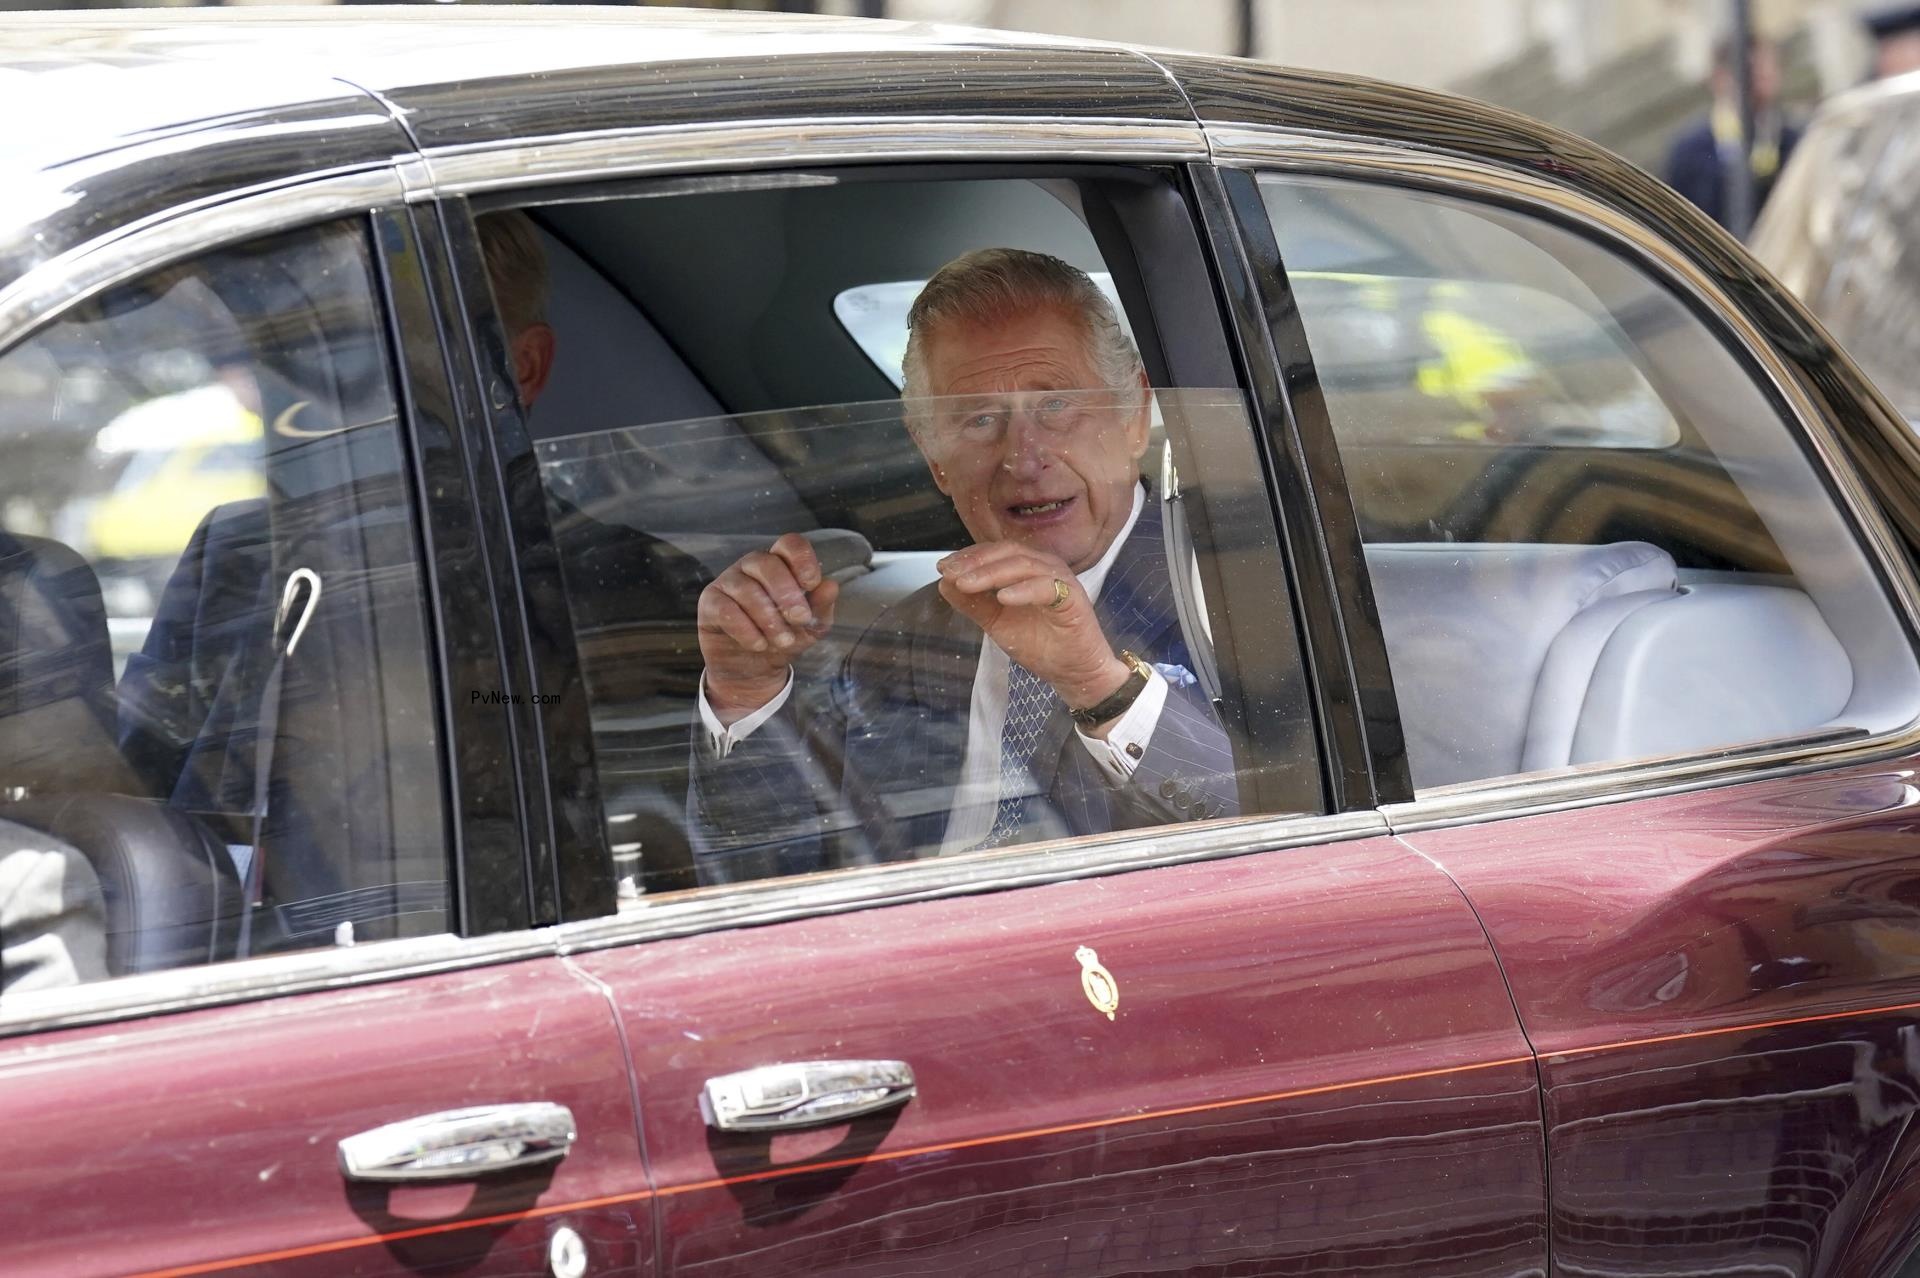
0,6,1700,320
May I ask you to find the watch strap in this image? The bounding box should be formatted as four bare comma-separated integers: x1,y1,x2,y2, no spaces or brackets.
1069,650,1152,728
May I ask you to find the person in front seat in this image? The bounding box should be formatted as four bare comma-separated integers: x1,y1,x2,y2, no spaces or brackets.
688,248,1236,884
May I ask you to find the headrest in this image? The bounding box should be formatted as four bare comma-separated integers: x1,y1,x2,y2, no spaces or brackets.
0,533,134,798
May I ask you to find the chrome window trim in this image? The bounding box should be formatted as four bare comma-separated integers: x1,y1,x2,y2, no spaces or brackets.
0,811,1384,1038
417,116,1208,197
1208,123,1920,832
552,811,1384,955
0,932,558,1042
0,165,403,354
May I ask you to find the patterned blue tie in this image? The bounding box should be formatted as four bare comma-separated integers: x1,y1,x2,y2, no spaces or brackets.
981,659,1054,848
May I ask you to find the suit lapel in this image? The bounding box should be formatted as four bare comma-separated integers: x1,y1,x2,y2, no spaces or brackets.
1092,493,1178,657
1038,492,1185,825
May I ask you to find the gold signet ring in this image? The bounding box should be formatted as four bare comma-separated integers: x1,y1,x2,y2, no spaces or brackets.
1048,578,1072,611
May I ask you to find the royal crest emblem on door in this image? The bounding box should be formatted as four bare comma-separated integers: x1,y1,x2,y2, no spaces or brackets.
1076,946,1118,1020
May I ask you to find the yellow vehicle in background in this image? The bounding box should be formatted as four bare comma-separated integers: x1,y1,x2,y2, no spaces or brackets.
85,378,266,562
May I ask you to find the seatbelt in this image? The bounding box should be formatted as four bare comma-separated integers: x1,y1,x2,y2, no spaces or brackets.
234,567,320,960
1160,442,1223,706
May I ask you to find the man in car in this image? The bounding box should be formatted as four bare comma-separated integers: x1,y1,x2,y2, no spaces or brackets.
689,248,1235,884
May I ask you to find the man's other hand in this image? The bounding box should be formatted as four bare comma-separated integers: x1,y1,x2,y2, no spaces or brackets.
699,532,839,723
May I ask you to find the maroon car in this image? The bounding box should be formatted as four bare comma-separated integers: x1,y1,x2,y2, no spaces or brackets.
3,9,1920,1278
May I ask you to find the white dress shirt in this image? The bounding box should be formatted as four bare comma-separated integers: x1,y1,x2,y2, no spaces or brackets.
699,483,1167,851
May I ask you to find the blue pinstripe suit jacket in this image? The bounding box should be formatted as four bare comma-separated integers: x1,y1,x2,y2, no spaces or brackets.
688,493,1238,885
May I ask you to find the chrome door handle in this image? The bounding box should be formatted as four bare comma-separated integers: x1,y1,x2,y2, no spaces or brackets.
338,1103,577,1182
700,1060,915,1132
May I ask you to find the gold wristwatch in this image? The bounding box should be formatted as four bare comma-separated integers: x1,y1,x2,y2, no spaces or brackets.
1069,650,1153,728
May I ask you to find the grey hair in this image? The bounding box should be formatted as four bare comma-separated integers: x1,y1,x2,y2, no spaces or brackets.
899,248,1144,409
475,209,550,340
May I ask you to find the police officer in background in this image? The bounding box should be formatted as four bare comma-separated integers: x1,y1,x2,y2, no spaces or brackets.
1664,34,1802,235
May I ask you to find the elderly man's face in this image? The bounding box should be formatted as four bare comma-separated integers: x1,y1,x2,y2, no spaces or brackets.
915,305,1149,573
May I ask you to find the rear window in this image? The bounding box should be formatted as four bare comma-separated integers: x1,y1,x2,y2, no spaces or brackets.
1288,270,1680,449
834,272,1131,389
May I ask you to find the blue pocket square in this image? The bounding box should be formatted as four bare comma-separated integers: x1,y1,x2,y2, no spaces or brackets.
1153,662,1197,688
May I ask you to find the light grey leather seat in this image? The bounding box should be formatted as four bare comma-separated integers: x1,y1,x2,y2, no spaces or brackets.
1549,582,1852,767
1365,540,1855,790
1366,541,1680,788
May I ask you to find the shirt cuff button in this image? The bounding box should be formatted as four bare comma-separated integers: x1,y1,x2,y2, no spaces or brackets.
1125,742,1144,759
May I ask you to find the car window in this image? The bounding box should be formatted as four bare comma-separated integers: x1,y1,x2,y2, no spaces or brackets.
482,174,1314,899
0,218,446,1000
1259,174,1920,792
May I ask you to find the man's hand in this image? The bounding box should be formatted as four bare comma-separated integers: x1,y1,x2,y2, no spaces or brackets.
937,542,1130,716
698,533,839,724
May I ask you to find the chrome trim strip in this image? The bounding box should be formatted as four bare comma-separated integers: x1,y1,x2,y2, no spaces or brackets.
554,811,1386,954
0,812,1382,1039
1208,123,1920,830
0,166,402,353
395,156,436,206
422,116,1209,195
0,930,557,1041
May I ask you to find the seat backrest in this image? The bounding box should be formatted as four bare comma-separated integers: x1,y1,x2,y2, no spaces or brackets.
1367,541,1858,789
0,533,239,976
1364,541,1678,788
4,794,238,977
1560,582,1853,764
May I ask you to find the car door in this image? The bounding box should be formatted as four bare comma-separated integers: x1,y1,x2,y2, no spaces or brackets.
445,129,1553,1275
1231,135,1920,1276
0,191,652,1276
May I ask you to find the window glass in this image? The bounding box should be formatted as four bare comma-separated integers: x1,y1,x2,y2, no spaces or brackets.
0,219,446,1001
1260,174,1920,791
487,176,1310,899
539,388,1285,897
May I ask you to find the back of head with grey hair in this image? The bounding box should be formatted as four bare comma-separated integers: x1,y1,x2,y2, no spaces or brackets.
475,209,550,341
899,248,1144,406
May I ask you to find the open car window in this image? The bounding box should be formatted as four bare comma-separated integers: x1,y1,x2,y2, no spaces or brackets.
480,169,1317,901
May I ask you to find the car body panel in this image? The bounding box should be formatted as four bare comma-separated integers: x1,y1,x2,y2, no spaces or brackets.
573,833,1547,1275
0,957,651,1278
1403,762,1920,1274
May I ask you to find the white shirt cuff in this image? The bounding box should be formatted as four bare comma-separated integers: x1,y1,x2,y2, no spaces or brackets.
1076,668,1168,780
698,669,795,757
